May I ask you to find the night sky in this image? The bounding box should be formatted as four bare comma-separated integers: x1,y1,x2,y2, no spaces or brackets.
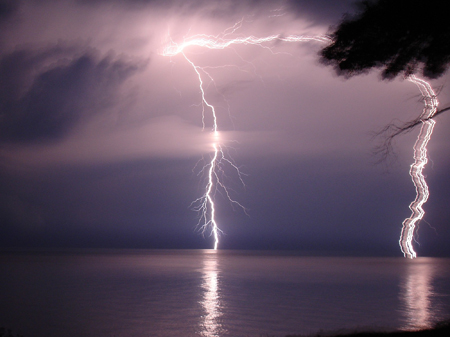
1,0,449,256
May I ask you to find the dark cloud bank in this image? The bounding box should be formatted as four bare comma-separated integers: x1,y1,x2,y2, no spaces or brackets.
0,45,146,143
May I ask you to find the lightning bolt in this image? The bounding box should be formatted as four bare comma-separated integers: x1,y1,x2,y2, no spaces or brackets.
161,24,329,249
162,24,440,256
400,75,439,259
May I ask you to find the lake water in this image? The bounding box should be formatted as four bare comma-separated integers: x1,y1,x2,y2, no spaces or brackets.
1,250,450,337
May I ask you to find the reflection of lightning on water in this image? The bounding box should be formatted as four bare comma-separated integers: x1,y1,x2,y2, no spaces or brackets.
400,75,439,259
161,23,330,249
400,259,435,330
200,253,222,336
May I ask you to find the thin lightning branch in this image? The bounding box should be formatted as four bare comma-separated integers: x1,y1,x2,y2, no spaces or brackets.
162,28,329,250
400,75,439,259
163,34,331,57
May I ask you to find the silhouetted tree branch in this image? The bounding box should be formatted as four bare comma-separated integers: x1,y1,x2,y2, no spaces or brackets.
372,106,450,163
320,0,450,160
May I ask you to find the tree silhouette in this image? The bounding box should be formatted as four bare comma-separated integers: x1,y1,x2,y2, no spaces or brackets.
320,0,450,80
320,0,450,159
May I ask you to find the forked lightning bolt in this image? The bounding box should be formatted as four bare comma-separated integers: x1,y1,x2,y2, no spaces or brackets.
161,25,440,256
400,75,439,259
162,26,329,249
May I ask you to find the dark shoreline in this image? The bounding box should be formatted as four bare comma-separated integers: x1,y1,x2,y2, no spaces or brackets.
286,321,450,337
3,322,450,337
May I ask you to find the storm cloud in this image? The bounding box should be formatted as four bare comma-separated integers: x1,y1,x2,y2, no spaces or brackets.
0,0,449,255
0,45,146,143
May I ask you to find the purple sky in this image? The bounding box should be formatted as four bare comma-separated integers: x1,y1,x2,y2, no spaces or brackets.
1,0,449,256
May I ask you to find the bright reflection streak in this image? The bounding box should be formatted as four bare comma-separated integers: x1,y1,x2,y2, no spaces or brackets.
400,76,439,259
400,259,435,330
200,251,223,336
161,22,330,249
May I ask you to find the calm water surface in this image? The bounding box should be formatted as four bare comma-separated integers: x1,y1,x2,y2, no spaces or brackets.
1,250,450,337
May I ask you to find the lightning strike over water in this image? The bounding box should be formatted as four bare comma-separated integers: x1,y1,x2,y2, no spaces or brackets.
162,25,440,256
161,25,330,249
400,75,439,259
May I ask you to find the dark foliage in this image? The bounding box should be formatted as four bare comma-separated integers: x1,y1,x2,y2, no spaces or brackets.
0,327,23,337
372,105,450,163
320,0,450,80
